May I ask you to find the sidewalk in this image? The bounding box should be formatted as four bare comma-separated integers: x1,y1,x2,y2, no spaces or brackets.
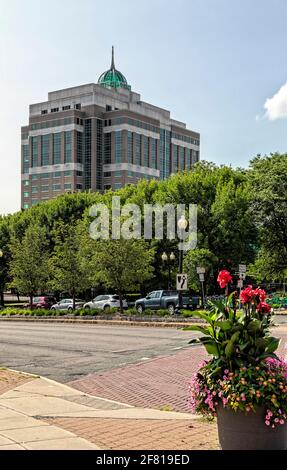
0,369,218,450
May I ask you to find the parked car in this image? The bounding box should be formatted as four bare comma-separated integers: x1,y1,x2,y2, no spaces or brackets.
24,296,57,309
135,290,199,315
84,294,128,311
50,299,85,311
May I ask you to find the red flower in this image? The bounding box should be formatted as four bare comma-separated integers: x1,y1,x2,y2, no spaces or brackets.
253,288,266,302
257,302,271,314
217,270,232,289
240,286,254,304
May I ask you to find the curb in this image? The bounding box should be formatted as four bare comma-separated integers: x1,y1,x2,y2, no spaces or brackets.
0,317,203,328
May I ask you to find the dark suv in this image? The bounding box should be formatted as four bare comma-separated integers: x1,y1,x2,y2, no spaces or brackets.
25,296,57,309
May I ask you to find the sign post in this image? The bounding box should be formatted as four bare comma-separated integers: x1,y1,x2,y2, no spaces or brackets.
197,267,206,308
176,274,188,291
238,264,246,309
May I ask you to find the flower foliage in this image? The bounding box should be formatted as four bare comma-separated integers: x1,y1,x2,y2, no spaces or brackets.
187,270,285,427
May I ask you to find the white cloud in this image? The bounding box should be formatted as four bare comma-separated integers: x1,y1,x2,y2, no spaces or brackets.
264,82,287,120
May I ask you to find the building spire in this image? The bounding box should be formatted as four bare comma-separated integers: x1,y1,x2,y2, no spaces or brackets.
111,46,115,70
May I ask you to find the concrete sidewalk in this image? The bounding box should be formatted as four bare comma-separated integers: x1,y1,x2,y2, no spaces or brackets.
0,371,216,450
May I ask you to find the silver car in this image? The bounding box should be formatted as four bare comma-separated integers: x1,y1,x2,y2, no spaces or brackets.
50,299,85,311
84,294,128,311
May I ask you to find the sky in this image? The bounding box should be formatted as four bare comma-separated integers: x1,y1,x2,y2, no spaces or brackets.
1,0,287,215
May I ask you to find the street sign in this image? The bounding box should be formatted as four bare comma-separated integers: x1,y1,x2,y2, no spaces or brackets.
237,280,243,288
199,273,205,282
177,273,188,291
239,272,246,280
196,267,206,274
239,264,247,273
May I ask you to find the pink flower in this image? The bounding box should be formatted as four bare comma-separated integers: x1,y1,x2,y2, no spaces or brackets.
217,270,232,289
265,420,270,426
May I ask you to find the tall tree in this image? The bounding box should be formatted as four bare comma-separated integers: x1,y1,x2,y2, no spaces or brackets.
91,239,155,313
49,222,91,309
248,153,287,284
9,224,50,307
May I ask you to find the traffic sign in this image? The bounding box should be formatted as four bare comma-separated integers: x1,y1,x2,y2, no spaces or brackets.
177,273,188,291
239,264,247,273
196,267,206,274
237,280,243,288
199,273,205,282
239,272,246,280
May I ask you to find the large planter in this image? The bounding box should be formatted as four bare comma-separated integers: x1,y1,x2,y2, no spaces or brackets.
217,404,287,450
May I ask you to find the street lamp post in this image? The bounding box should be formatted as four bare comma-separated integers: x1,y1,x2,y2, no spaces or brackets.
161,252,175,290
177,215,188,310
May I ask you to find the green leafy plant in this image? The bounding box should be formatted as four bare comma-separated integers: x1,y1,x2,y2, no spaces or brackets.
188,271,287,428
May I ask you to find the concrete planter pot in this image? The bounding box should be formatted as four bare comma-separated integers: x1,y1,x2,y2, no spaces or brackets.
217,404,287,450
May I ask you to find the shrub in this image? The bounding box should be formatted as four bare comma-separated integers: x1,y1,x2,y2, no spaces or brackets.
157,309,170,317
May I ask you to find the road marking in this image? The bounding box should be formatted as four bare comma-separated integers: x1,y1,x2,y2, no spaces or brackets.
140,357,150,361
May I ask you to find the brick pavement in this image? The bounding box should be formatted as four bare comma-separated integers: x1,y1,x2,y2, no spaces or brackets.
69,328,287,413
0,369,34,396
69,347,208,413
45,417,219,450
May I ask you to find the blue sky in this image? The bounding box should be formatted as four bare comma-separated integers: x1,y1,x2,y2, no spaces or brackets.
1,0,287,215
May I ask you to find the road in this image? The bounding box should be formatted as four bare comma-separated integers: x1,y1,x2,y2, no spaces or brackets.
0,322,199,383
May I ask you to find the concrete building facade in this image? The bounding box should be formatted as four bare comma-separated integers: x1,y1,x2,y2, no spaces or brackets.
21,48,200,209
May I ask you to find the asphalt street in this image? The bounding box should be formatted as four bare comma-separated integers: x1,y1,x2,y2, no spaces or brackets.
0,322,200,383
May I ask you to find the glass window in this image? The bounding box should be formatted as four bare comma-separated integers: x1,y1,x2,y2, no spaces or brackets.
104,133,111,164
53,133,61,164
23,203,29,209
31,175,38,180
143,135,149,167
23,180,29,186
53,184,61,191
104,172,111,177
64,171,72,177
31,136,39,167
31,199,38,205
64,131,72,163
151,139,157,169
23,191,29,198
76,184,82,189
127,131,133,163
77,132,83,164
22,144,30,173
114,171,122,177
31,186,38,193
76,171,83,177
64,183,72,190
53,172,61,178
41,173,50,179
179,147,185,170
135,133,141,166
114,183,122,189
41,185,49,192
41,134,50,166
115,130,122,163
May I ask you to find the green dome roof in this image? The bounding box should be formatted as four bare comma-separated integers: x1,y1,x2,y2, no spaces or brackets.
98,47,131,91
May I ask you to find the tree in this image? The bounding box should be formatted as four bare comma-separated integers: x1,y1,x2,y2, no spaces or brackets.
183,248,218,292
91,239,155,313
248,153,287,284
49,223,91,309
9,224,50,307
